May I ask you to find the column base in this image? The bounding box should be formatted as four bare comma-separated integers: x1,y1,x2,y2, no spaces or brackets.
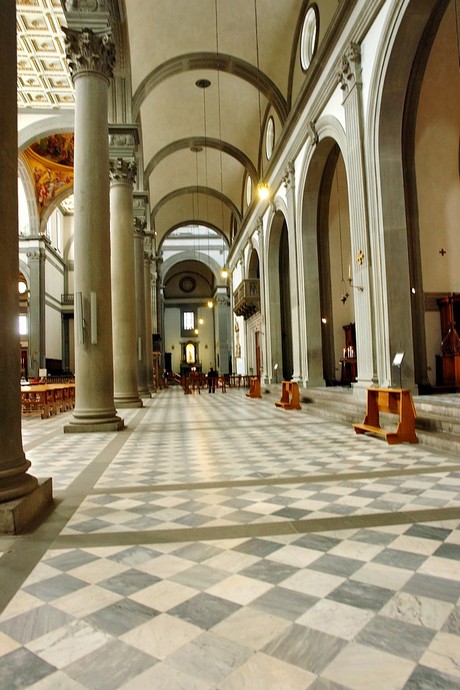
114,395,143,408
138,388,152,399
0,478,53,534
64,411,125,433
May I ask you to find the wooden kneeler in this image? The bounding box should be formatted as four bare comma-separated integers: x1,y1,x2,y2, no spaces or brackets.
353,387,418,444
246,376,261,398
275,381,301,410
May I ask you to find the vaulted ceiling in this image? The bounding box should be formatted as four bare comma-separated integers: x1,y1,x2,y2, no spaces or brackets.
17,0,344,250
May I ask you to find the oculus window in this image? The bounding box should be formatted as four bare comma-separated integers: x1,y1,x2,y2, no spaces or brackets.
300,5,319,71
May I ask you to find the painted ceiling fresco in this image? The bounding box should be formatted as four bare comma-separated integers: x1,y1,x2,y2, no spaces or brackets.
23,133,74,216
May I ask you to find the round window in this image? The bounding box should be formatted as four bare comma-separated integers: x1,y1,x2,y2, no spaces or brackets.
265,116,275,160
300,6,318,71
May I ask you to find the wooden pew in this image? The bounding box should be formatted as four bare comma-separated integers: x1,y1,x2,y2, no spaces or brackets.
353,387,418,444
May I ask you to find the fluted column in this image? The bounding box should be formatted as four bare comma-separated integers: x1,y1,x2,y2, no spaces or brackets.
109,159,142,407
63,27,123,432
339,44,376,390
134,219,150,397
0,1,51,530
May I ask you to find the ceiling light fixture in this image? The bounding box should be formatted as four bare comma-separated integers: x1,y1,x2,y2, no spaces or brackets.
254,0,269,201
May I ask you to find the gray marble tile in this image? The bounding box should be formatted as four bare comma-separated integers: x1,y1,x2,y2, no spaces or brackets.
86,598,158,636
405,524,452,541
251,586,317,620
70,518,112,533
1,647,56,690
171,564,227,590
0,604,73,644
169,592,240,630
263,622,347,673
98,569,160,596
291,534,341,552
107,546,160,566
44,550,98,572
349,529,397,546
327,580,393,611
356,615,435,661
309,554,364,578
434,543,460,560
442,607,460,634
309,678,350,690
403,663,460,690
167,630,250,684
403,573,460,603
64,638,156,690
239,559,299,585
233,538,282,557
24,574,87,602
373,547,427,570
173,543,224,563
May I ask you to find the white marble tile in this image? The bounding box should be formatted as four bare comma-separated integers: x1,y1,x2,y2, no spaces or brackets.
26,619,112,668
350,562,413,591
266,545,322,568
68,558,128,584
0,590,42,621
420,631,460,678
208,574,273,605
121,612,201,659
381,591,454,630
328,539,384,562
117,659,214,690
0,630,20,655
389,534,441,555
297,598,374,640
212,607,291,650
136,554,193,578
322,641,415,690
52,585,123,618
219,651,316,690
282,569,344,597
129,580,197,611
418,555,460,581
26,670,88,689
203,549,259,573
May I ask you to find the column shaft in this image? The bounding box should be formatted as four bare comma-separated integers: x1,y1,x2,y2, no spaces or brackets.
63,28,123,431
110,164,142,407
134,222,150,396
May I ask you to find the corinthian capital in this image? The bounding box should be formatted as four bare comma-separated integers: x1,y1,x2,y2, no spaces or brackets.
109,158,137,185
338,43,362,97
282,162,295,190
63,27,115,82
134,217,147,236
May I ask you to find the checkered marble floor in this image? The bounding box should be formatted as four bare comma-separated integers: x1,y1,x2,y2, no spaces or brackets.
1,387,460,690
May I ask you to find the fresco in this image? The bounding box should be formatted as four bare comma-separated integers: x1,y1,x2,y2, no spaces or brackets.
23,133,74,216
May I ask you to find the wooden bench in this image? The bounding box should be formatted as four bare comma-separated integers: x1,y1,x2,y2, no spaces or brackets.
246,376,261,398
353,387,418,444
275,381,301,410
21,383,75,419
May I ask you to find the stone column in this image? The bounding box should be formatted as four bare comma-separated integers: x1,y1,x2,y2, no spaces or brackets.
63,27,123,432
27,246,46,378
0,1,52,531
339,44,376,391
109,159,142,407
144,244,155,392
215,290,231,375
134,218,150,397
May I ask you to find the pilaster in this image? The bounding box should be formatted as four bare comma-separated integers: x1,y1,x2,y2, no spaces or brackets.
338,43,376,391
27,246,46,378
134,218,150,397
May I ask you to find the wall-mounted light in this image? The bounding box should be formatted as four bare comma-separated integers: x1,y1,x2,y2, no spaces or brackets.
18,280,28,294
321,317,327,324
207,300,213,308
198,317,204,325
257,182,270,200
221,267,229,279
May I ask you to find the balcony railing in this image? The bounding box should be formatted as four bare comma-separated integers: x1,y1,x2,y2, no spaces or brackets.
233,279,260,319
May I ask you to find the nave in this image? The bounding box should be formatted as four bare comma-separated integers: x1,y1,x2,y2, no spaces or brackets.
1,388,460,689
